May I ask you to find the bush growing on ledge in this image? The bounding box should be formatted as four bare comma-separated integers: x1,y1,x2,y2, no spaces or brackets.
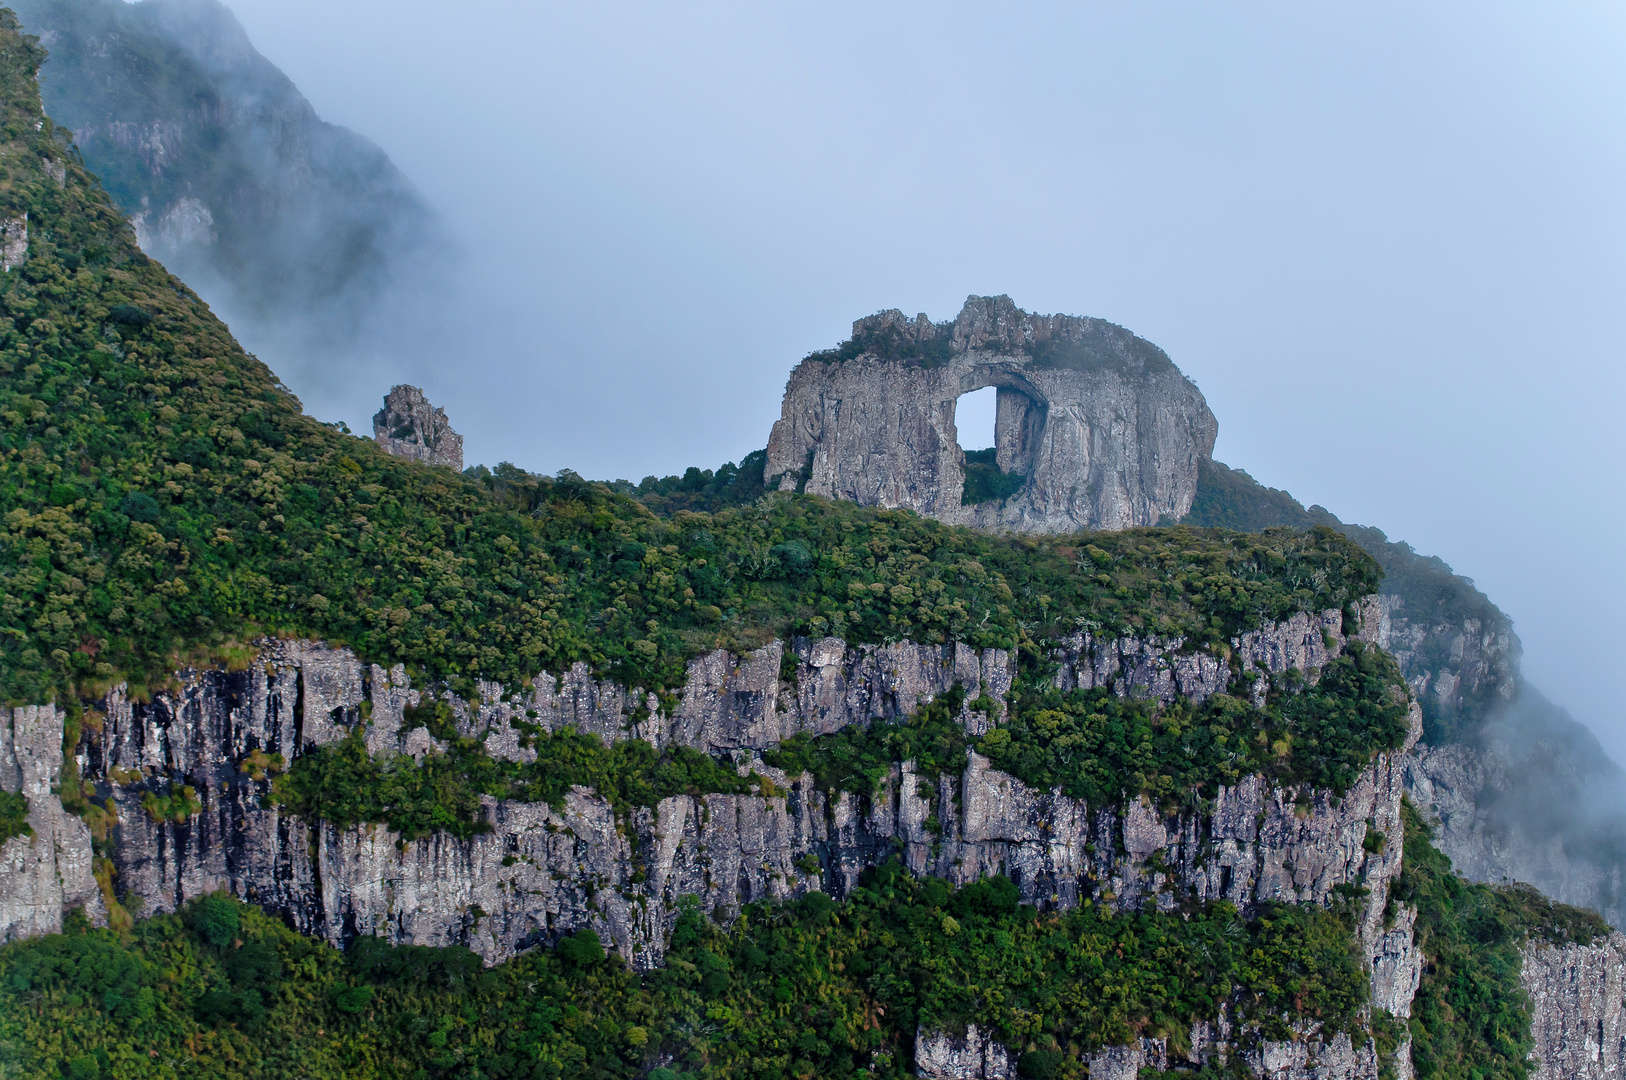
0,790,31,843
273,723,766,840
960,447,1026,506
764,643,1409,814
0,869,1369,1080
986,641,1411,806
277,638,1408,840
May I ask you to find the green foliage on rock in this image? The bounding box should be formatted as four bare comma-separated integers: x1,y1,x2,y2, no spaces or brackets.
1395,798,1610,1080
1182,458,1514,744
0,872,1369,1080
762,684,984,797
273,722,763,840
960,447,1026,506
0,789,31,843
985,641,1411,806
763,641,1409,816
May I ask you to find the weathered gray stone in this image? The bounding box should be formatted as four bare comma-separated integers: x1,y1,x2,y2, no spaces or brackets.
1405,739,1626,930
0,608,1418,1040
0,705,106,940
1521,931,1626,1080
1,213,25,271
914,1024,1013,1079
373,384,463,469
764,296,1217,532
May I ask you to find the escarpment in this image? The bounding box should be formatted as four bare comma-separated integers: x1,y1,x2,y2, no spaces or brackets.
764,296,1218,532
4,610,1412,974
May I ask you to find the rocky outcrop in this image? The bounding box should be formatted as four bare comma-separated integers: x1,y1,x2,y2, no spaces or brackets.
1359,592,1518,734
763,296,1218,533
915,1025,1013,1079
1,213,25,271
1521,931,1626,1080
0,705,106,940
373,384,464,470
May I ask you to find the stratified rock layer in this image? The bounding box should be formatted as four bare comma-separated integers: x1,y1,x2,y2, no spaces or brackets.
372,384,463,469
764,296,1218,532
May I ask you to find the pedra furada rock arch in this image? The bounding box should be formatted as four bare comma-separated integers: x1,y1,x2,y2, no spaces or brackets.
764,295,1219,533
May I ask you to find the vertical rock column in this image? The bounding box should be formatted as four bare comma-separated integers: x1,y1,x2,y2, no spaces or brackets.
0,704,105,939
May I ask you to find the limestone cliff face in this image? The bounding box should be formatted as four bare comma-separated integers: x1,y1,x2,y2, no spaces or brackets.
0,705,106,941
1359,592,1518,737
764,297,1218,533
1521,932,1626,1080
2,611,1423,1076
372,384,464,470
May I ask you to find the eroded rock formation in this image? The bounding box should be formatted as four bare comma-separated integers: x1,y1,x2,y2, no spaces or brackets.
1,213,25,271
0,607,1432,1077
763,296,1218,532
373,384,463,469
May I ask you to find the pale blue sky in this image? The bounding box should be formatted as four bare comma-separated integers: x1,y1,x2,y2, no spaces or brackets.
196,1,1624,757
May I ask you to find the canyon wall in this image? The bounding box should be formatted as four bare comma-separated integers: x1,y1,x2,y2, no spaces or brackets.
763,296,1218,533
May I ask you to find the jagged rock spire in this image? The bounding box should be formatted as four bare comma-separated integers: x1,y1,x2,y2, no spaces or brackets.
372,385,463,470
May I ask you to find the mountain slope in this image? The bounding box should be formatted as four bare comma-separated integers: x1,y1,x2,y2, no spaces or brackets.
1184,457,1626,927
9,0,444,373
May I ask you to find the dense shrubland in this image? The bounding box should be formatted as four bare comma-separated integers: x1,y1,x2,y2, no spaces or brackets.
0,868,1369,1080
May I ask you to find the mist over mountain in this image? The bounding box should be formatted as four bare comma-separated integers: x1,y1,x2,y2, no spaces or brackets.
10,0,453,416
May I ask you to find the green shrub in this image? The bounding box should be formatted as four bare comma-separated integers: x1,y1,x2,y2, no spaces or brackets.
0,790,31,843
0,875,1369,1080
961,447,1026,505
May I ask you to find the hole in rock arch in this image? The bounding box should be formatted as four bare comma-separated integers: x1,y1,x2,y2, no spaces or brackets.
954,386,998,455
956,386,1026,505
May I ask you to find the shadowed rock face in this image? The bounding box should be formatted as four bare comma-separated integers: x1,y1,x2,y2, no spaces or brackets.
372,384,463,469
764,296,1218,532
